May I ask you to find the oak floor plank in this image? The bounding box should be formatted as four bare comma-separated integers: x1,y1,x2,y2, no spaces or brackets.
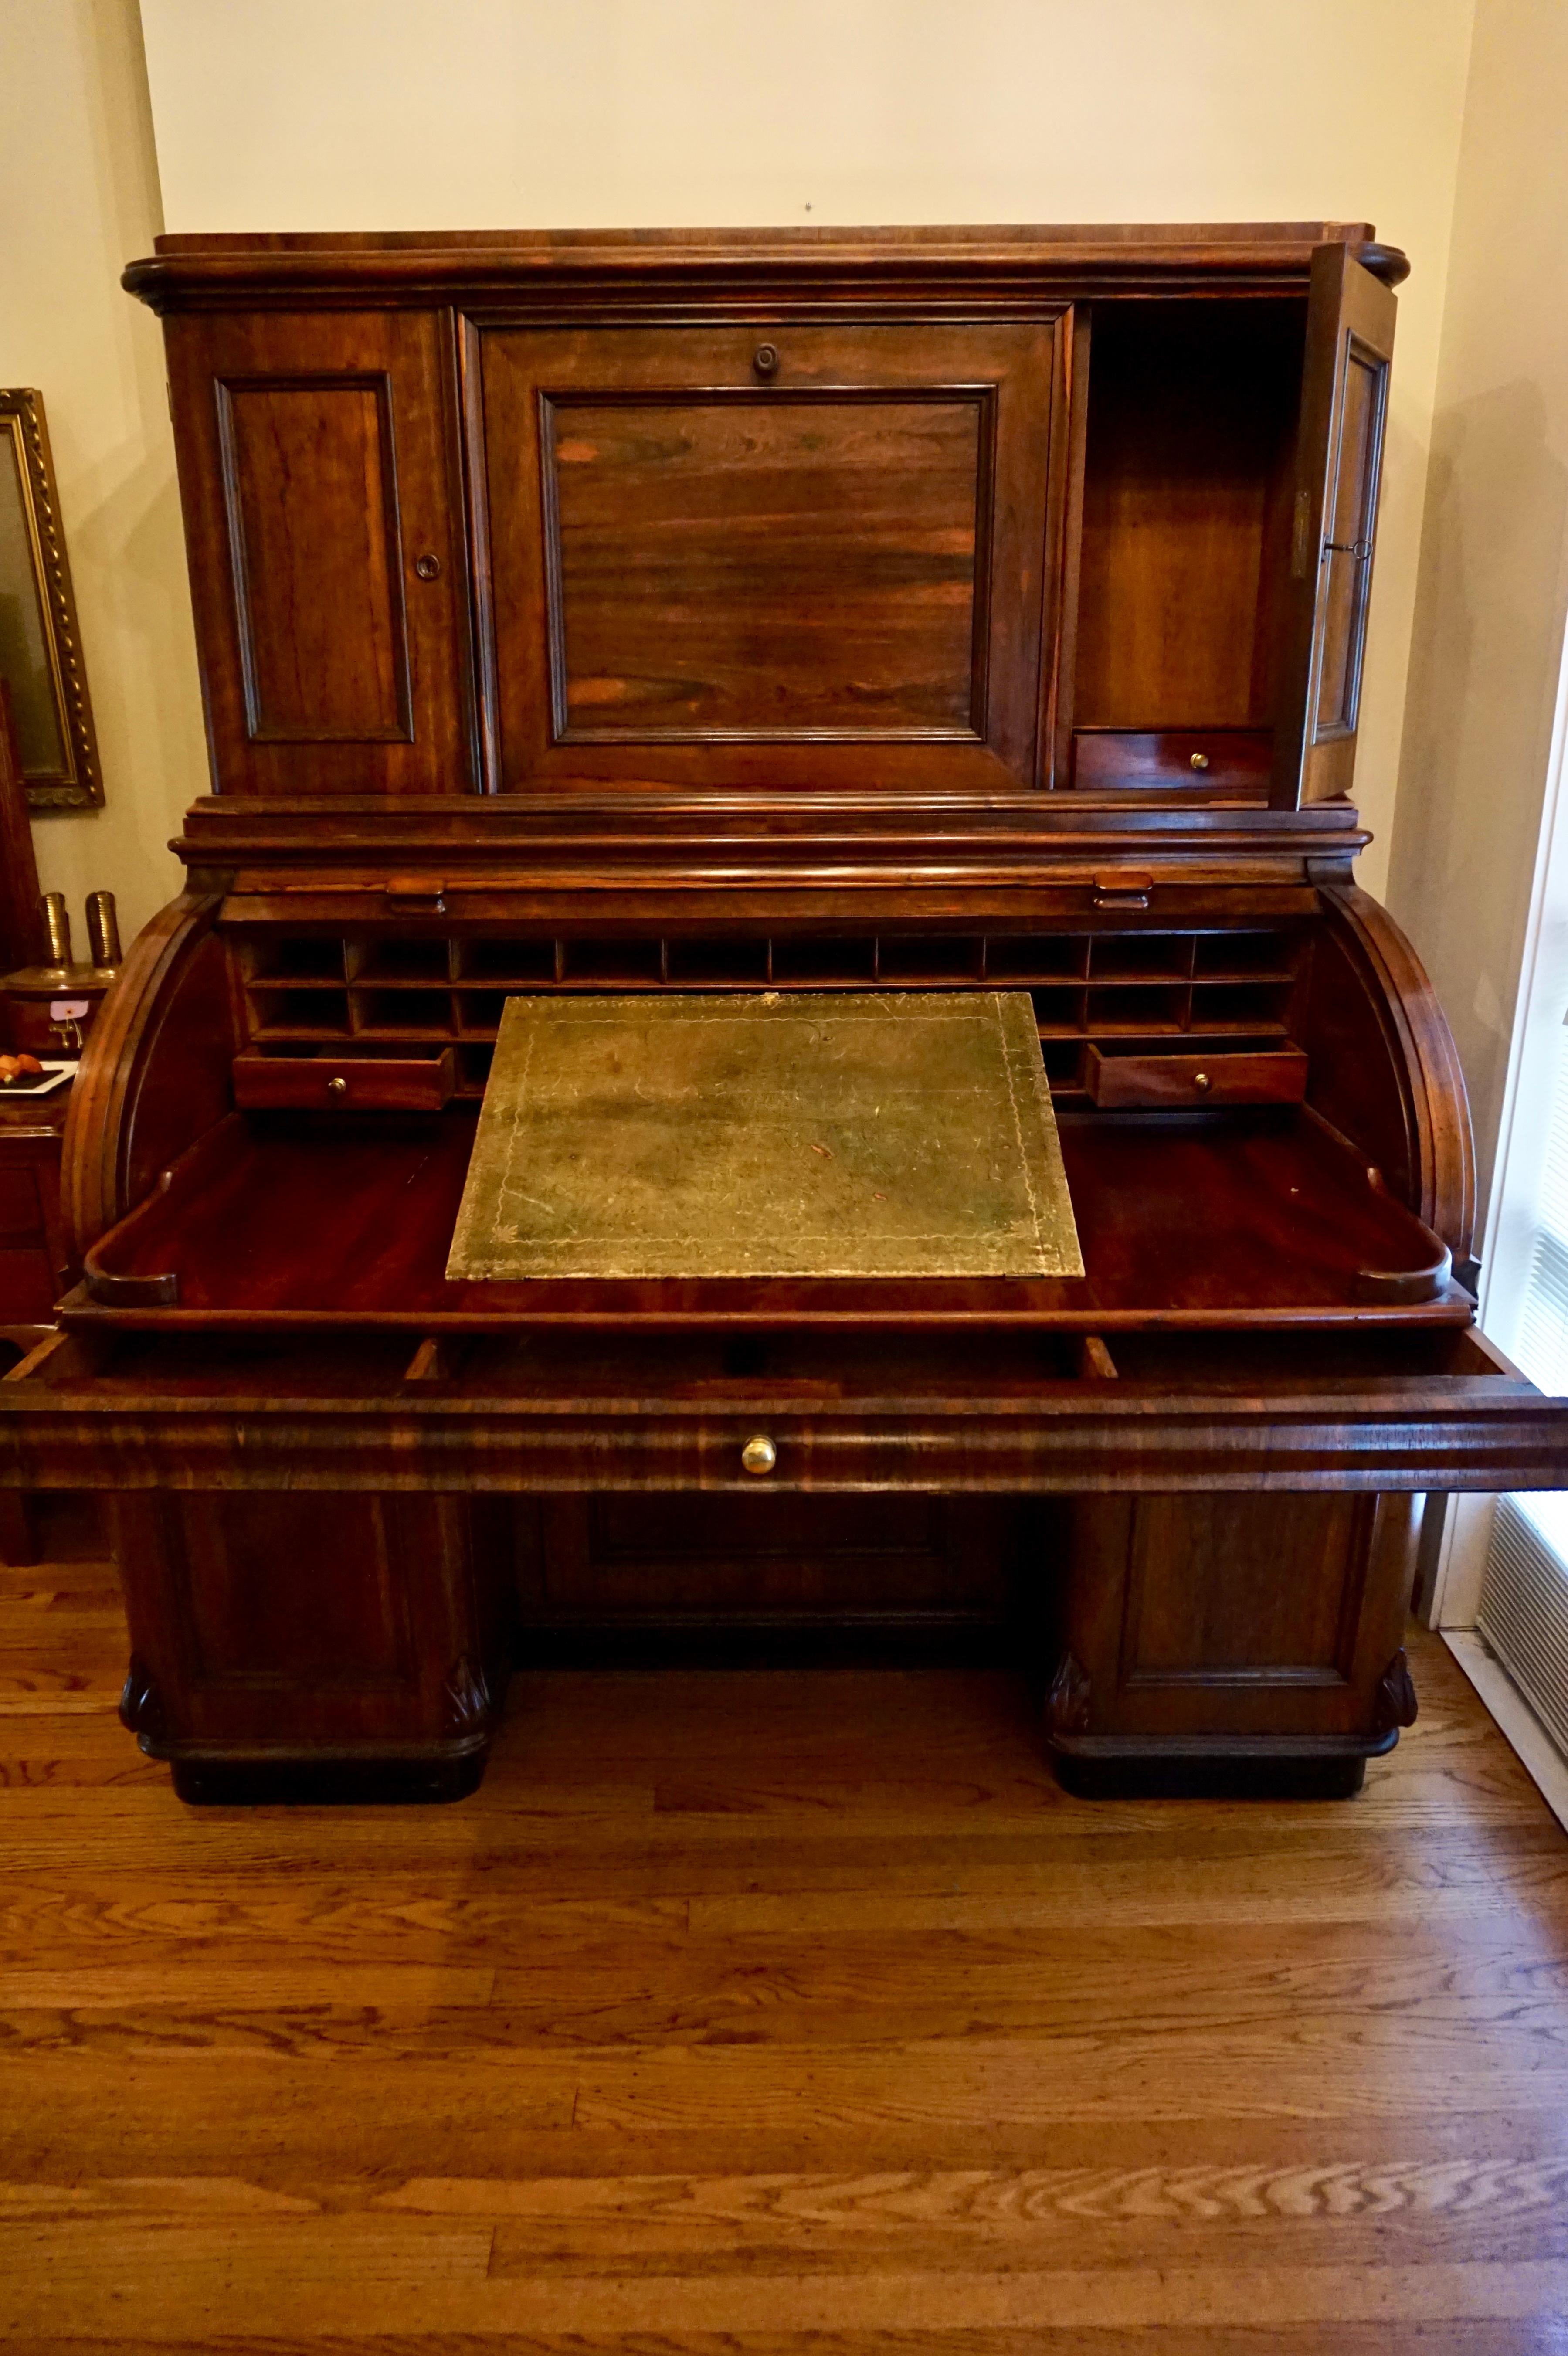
6,1811,1567,1909
3,1555,1568,2349
6,2332,1565,2356
2,2231,1566,2338
6,1928,1568,2065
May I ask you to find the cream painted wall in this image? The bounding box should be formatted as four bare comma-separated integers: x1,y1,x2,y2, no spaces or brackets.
136,0,1480,900
0,0,205,949
1386,0,1568,1217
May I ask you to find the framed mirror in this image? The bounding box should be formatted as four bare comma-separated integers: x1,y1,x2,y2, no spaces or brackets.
0,390,101,809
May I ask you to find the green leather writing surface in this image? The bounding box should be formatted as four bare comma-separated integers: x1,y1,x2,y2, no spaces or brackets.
448,991,1083,1281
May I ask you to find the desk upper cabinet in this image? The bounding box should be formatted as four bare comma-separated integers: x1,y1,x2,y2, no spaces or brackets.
139,227,1399,809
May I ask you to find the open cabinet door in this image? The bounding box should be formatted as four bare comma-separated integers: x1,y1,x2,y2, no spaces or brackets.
1271,245,1397,807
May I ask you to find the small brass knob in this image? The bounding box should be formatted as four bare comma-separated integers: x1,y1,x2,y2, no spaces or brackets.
1192,1070,1212,1093
414,553,442,581
741,1435,777,1476
753,343,780,377
1189,751,1210,771
326,1075,348,1099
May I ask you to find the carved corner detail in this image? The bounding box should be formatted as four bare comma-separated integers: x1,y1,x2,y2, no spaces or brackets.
1047,1650,1092,1739
119,1655,165,1742
442,1653,492,1737
1374,1646,1418,1735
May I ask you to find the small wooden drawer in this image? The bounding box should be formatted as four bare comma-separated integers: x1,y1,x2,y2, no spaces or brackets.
1086,1046,1308,1109
1072,730,1271,792
232,1049,457,1112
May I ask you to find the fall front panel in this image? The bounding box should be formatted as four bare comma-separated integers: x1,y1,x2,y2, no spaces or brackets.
475,319,1062,793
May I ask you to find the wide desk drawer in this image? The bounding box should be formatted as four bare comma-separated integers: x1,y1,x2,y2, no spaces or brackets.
4,1325,1567,1497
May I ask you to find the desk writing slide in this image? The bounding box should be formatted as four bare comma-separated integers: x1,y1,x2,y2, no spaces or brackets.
448,991,1083,1281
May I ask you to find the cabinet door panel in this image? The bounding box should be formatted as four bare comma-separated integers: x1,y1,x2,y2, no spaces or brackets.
1123,1492,1370,1687
110,1487,494,1756
221,378,409,741
479,321,1063,794
168,311,473,795
1059,1490,1416,1746
171,1491,414,1687
1271,247,1396,807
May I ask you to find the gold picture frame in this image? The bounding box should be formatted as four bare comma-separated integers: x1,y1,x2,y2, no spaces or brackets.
0,389,102,809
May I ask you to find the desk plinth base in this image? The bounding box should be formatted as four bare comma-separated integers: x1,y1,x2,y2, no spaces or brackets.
101,1479,1419,1806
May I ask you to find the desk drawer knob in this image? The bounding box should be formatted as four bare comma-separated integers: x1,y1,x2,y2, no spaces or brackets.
1192,1070,1212,1092
741,1434,777,1476
326,1075,348,1099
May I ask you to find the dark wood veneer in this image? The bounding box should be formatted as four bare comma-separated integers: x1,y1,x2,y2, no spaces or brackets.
0,221,1540,1804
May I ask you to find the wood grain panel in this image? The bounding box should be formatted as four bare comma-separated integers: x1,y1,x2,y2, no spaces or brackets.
549,394,984,738
1122,1491,1369,1682
165,1491,411,1686
220,376,408,741
105,1488,510,1776
480,320,1060,794
165,309,472,795
529,1492,1014,1627
1073,300,1303,733
1056,1489,1418,1756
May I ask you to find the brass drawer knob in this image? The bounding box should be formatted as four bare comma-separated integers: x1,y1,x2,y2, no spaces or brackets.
741,1434,777,1476
326,1075,348,1098
1189,751,1210,771
1192,1070,1212,1092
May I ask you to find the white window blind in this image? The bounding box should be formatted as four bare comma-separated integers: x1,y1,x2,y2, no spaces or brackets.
1471,606,1568,1745
1479,1016,1568,1751
1507,1018,1568,1558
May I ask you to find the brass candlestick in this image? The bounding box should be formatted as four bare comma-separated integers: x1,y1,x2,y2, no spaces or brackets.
40,892,71,973
86,891,122,974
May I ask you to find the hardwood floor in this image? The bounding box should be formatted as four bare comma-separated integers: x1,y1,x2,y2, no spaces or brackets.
3,1510,1568,2350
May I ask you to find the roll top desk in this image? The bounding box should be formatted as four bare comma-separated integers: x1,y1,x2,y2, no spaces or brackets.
3,221,1561,1801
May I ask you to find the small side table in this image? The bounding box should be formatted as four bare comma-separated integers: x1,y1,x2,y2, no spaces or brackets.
0,1084,71,1324
0,1086,72,1566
